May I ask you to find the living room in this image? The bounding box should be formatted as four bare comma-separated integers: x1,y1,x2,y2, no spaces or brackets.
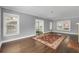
0,6,79,53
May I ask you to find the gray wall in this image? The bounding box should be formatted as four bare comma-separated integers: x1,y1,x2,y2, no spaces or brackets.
0,8,1,42
1,8,79,42
1,8,53,41
52,18,79,34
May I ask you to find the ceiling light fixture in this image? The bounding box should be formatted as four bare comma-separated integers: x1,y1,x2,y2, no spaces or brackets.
51,11,53,13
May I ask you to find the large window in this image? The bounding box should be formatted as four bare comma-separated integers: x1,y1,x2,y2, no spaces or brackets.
35,19,44,35
3,13,19,36
56,20,71,31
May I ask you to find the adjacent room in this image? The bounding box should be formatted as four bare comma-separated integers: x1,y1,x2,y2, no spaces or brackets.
0,6,79,53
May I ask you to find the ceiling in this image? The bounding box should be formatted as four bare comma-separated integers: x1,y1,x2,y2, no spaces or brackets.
2,6,79,20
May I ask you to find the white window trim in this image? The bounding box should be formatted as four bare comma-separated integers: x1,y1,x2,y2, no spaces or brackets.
3,13,20,36
35,19,44,33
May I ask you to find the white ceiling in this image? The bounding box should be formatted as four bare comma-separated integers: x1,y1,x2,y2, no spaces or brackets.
2,6,79,20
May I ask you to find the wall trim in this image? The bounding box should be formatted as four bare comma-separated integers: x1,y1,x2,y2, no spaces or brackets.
52,31,77,35
0,31,78,48
0,34,35,45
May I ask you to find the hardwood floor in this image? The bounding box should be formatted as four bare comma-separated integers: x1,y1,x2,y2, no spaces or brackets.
57,37,79,53
0,35,79,53
67,40,79,52
0,36,54,53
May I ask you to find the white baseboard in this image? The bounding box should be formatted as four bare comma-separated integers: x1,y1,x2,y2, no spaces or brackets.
1,35,35,45
0,31,77,48
52,31,77,35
